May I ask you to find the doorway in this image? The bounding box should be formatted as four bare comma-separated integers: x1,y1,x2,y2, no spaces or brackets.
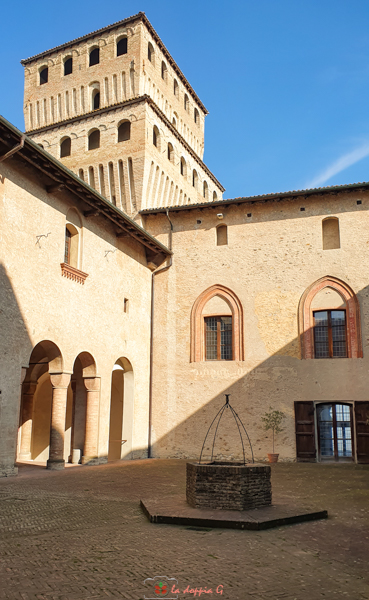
317,403,354,461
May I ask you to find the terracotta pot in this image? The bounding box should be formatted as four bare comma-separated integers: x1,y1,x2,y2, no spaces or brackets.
267,453,279,463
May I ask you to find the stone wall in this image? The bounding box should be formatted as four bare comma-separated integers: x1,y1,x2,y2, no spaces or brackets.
186,462,272,510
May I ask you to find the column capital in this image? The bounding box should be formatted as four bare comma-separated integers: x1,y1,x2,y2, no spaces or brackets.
83,376,101,392
49,372,71,389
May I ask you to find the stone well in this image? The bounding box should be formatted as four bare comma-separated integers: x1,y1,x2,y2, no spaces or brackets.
186,461,271,511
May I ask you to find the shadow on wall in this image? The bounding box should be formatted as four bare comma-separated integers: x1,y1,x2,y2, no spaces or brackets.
0,264,33,476
149,278,369,464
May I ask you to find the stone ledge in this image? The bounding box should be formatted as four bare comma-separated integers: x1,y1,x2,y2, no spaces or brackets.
140,496,328,531
60,263,89,284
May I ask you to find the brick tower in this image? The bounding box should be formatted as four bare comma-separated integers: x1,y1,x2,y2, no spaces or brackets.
21,12,224,216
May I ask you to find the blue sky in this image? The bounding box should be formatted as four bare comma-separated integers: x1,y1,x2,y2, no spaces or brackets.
2,0,369,198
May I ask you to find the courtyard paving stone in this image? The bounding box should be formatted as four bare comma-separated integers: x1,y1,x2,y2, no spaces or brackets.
0,459,368,600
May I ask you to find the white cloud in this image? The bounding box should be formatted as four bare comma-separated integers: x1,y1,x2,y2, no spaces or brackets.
307,143,369,188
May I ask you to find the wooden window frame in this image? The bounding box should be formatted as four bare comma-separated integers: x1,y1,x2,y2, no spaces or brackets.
190,285,244,362
204,315,233,361
298,276,363,359
313,309,348,359
316,403,355,462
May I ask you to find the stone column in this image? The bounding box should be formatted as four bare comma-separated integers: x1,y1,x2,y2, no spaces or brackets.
82,377,101,465
47,373,71,470
19,382,37,460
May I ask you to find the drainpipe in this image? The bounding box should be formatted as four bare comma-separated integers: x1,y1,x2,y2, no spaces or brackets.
0,136,25,163
148,209,173,458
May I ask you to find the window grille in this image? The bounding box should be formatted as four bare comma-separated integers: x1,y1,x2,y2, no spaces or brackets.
205,316,232,360
313,310,347,358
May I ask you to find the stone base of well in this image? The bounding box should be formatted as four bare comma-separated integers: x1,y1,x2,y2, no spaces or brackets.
186,461,271,510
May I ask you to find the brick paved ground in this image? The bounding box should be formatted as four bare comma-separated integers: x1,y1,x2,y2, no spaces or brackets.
0,459,368,600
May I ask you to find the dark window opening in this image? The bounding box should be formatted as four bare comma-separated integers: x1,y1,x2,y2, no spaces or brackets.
184,94,189,111
205,316,233,360
93,91,100,110
64,228,72,264
117,37,128,56
180,158,185,176
167,143,173,162
88,130,100,150
216,225,228,246
357,200,362,205
89,48,100,66
194,108,199,124
60,137,71,158
174,79,178,97
313,310,347,358
148,43,154,63
153,126,159,147
118,121,131,142
40,67,48,85
161,61,167,81
64,58,72,76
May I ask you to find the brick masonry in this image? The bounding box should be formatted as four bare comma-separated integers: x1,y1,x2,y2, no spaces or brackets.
186,461,272,510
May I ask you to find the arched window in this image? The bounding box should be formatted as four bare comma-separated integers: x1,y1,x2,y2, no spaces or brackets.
167,143,174,162
184,94,189,111
192,169,198,189
190,285,244,362
161,61,167,82
92,89,100,110
39,67,48,85
322,217,340,250
64,224,79,268
88,129,100,150
216,224,228,246
64,57,72,76
203,180,208,199
78,169,84,180
194,108,199,124
60,137,71,158
88,166,95,189
148,42,154,63
180,157,186,176
298,276,363,359
153,125,159,148
118,121,131,142
172,117,177,128
174,79,179,97
213,191,218,201
117,37,128,56
89,47,100,67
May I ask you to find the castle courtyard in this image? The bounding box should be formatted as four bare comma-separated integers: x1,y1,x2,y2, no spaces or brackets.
0,460,368,600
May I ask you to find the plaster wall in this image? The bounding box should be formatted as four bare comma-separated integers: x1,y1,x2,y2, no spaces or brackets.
145,191,369,461
0,157,152,475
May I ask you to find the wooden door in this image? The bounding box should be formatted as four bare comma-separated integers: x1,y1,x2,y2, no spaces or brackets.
294,401,316,462
354,402,369,464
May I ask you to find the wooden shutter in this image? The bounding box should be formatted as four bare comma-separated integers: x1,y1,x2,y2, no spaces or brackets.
354,402,369,464
294,401,316,462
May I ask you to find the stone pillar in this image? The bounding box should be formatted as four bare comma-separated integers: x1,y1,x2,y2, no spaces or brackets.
46,373,71,470
82,377,100,465
19,382,37,460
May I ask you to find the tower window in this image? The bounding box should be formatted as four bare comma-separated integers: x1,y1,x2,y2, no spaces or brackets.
148,42,154,63
153,126,159,148
89,47,100,67
192,169,198,189
60,137,71,158
213,191,218,201
88,129,100,150
216,224,228,246
167,143,174,162
92,90,100,110
172,117,177,128
180,157,186,176
118,121,131,142
174,79,179,97
184,94,189,111
117,37,128,56
161,61,167,82
194,108,199,124
39,67,48,85
203,180,208,199
313,310,347,358
64,58,73,76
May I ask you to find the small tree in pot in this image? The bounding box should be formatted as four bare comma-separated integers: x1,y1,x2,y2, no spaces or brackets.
261,408,285,463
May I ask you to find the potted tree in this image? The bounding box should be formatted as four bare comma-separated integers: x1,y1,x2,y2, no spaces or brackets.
261,408,285,463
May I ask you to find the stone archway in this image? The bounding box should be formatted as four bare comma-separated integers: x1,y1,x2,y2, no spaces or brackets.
108,358,134,461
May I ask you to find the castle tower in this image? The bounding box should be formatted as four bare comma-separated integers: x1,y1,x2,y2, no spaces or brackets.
21,12,224,216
